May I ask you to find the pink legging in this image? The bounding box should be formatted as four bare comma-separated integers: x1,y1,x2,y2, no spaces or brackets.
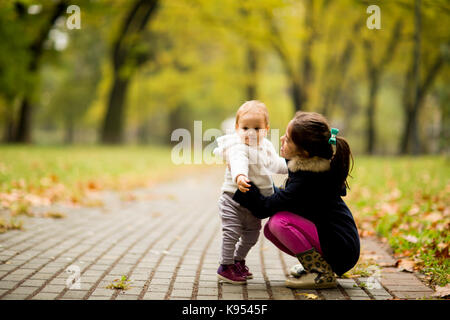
264,211,323,256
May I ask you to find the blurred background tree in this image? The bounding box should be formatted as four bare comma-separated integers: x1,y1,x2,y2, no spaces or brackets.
0,0,448,154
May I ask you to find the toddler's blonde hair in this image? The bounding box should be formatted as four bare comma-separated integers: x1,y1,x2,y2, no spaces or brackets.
235,100,269,127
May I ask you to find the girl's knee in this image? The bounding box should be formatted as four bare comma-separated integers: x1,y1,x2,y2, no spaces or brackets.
267,213,291,232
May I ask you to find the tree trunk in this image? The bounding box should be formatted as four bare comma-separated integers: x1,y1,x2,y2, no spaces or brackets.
410,0,422,154
320,31,358,117
400,53,444,154
340,81,359,135
137,119,150,144
15,99,32,143
246,46,258,100
101,76,131,144
299,0,315,106
363,19,403,154
289,77,303,112
12,0,68,143
263,9,304,112
167,103,190,144
439,96,450,153
100,0,159,144
400,105,419,154
64,117,75,144
3,109,15,143
400,0,421,154
366,77,379,154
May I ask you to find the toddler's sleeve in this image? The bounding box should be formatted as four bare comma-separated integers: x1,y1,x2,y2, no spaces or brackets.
228,144,249,182
265,140,288,174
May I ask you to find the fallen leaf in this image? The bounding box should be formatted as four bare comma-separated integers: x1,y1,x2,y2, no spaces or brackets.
408,205,420,216
87,181,100,190
432,284,450,298
402,235,418,243
423,212,443,223
42,211,66,219
82,199,104,207
296,293,318,300
395,259,416,272
378,262,397,267
434,243,449,259
437,242,448,250
359,230,375,238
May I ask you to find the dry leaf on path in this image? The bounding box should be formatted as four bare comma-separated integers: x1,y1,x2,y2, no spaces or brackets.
395,259,416,272
42,211,66,219
296,293,318,300
432,284,450,298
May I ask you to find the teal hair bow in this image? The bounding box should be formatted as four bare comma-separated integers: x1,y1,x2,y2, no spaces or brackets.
328,128,339,145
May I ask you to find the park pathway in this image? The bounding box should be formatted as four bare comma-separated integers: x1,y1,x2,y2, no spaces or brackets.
0,167,435,300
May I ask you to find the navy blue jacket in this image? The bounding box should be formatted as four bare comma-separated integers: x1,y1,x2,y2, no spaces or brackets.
232,156,360,276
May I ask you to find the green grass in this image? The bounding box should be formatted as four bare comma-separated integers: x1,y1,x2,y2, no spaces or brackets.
0,144,177,192
347,155,450,287
0,144,196,214
106,275,132,290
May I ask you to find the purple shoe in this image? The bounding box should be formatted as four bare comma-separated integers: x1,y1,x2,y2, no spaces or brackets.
217,264,247,284
235,260,253,279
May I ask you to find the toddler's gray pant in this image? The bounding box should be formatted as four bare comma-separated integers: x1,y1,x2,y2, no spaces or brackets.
218,192,262,265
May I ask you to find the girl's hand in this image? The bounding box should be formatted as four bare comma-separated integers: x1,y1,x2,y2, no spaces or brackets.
236,175,251,193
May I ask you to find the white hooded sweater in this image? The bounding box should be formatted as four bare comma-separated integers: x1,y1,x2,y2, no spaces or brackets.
213,133,288,196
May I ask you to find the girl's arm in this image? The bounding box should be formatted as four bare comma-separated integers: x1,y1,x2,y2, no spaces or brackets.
232,179,302,219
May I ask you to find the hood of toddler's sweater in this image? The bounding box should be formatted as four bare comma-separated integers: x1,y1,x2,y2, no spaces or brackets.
213,133,241,159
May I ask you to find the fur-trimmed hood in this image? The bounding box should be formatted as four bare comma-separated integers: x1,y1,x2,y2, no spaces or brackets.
287,155,331,173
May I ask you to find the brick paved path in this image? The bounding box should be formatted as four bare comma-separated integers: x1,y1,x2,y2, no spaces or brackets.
0,168,435,300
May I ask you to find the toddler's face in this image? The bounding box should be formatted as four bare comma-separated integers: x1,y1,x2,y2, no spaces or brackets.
235,112,268,146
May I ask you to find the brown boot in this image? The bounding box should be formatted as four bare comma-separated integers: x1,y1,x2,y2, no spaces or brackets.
285,248,336,289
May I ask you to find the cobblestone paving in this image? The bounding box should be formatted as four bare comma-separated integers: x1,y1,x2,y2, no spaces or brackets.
0,168,435,300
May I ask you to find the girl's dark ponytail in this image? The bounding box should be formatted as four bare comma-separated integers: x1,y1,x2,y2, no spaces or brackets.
330,136,354,190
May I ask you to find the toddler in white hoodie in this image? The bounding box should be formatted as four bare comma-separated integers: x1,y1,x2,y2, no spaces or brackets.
213,100,288,284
